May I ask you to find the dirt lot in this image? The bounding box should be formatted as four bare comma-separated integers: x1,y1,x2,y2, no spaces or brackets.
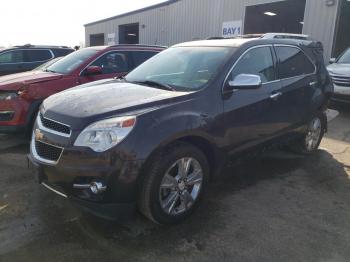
0,106,349,262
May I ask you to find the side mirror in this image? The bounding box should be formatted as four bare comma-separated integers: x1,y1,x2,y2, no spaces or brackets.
84,66,102,76
329,58,336,64
226,74,262,91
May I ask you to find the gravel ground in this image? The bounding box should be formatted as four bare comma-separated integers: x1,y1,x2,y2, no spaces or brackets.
0,106,349,262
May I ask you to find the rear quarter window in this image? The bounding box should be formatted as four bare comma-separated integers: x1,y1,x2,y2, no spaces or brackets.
52,49,74,57
275,46,315,79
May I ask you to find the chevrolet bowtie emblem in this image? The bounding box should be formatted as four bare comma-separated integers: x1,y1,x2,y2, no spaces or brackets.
35,129,44,141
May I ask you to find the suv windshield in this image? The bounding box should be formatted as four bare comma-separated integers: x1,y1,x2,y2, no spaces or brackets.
337,48,350,64
125,46,233,91
46,49,99,74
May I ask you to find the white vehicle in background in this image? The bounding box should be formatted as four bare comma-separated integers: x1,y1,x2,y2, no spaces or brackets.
327,48,350,104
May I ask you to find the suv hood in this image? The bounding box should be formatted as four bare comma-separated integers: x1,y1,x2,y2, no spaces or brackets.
0,71,63,91
42,81,190,129
327,63,350,76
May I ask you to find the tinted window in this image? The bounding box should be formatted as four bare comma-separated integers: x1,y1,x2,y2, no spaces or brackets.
230,46,276,83
25,49,52,62
0,50,24,63
91,51,129,74
132,51,158,68
126,47,233,91
46,49,98,74
275,46,315,79
52,49,74,57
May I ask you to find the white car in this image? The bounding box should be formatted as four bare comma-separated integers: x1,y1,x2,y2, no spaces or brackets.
327,48,350,104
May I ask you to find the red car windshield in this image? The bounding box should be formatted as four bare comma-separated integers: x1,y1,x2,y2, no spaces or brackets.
46,49,99,74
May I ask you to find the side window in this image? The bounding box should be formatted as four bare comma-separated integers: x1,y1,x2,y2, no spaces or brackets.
131,51,158,68
275,46,315,79
91,51,129,74
25,50,53,62
230,47,276,83
0,50,24,63
52,49,74,57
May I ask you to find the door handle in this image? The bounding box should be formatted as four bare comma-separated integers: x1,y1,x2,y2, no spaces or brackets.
270,92,282,100
309,81,317,87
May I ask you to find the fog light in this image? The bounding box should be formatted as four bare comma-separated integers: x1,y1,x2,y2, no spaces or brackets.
90,181,107,194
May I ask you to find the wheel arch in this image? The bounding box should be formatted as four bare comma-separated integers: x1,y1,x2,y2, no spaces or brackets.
137,134,225,188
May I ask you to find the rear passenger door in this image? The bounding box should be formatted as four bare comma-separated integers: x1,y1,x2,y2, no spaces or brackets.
274,45,317,127
223,45,285,153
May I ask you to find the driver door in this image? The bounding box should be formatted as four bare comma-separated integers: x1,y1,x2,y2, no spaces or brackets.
79,51,131,84
222,45,286,154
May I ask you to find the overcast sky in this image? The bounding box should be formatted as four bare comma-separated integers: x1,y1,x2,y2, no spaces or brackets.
0,0,166,48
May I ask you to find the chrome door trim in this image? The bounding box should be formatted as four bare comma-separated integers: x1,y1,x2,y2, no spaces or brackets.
222,45,279,92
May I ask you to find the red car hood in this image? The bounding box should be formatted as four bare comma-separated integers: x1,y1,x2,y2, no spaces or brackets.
0,71,63,91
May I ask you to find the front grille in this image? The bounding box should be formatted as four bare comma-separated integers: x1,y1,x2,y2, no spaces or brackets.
330,74,350,87
40,114,70,135
35,140,63,162
0,111,14,121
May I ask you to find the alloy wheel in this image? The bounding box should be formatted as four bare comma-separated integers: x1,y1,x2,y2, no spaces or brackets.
159,157,203,216
305,117,322,151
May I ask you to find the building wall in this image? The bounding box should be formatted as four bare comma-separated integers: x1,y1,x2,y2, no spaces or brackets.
302,0,339,60
85,0,339,60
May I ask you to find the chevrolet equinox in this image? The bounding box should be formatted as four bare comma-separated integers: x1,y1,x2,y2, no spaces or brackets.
29,35,334,224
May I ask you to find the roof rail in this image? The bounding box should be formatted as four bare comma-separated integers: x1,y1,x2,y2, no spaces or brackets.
109,44,167,49
207,34,263,40
207,33,310,41
13,44,72,49
261,33,310,40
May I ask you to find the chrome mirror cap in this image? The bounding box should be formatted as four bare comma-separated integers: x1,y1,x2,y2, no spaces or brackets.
329,58,336,64
228,74,262,90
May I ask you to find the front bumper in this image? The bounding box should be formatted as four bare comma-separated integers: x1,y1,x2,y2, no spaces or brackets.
28,152,141,220
331,84,350,104
0,98,42,134
28,136,144,220
0,98,29,129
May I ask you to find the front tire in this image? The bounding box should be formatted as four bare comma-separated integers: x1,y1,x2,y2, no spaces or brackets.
138,143,209,225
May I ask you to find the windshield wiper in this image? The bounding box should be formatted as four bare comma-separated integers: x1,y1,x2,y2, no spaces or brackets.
115,75,126,80
134,80,175,91
45,69,56,73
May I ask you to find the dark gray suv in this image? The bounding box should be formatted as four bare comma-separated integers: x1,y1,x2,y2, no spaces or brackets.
0,45,74,76
29,34,334,225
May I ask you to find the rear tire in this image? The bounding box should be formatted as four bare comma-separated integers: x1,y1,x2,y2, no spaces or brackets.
138,142,209,225
289,112,326,154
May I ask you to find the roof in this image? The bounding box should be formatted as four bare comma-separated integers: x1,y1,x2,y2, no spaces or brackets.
262,33,309,40
172,35,319,49
174,38,258,48
84,0,180,27
86,44,167,50
2,45,73,50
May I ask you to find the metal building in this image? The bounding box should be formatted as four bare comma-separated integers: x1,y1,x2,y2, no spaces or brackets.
85,0,348,61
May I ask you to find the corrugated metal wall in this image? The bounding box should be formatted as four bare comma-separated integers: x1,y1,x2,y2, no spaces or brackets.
85,0,339,60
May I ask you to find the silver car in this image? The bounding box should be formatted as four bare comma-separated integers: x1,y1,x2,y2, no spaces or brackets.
327,48,350,104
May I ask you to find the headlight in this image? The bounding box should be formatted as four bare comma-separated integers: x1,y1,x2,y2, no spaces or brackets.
0,92,18,101
74,116,136,152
